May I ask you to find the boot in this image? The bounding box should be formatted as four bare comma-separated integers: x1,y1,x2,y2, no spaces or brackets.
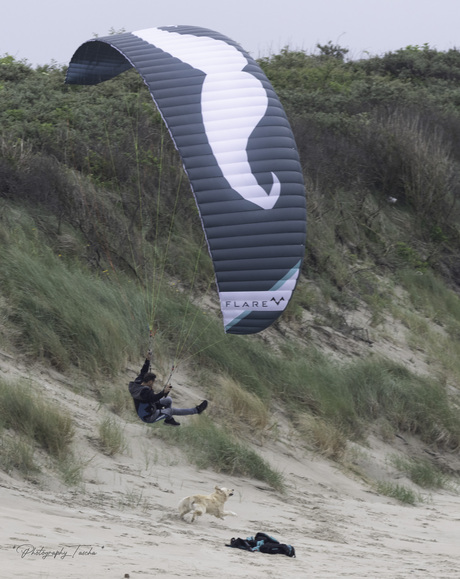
195,400,208,414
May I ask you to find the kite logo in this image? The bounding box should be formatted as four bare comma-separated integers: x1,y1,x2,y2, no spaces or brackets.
220,291,290,313
224,300,269,309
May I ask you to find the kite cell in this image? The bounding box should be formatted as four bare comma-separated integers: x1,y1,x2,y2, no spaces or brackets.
66,25,307,334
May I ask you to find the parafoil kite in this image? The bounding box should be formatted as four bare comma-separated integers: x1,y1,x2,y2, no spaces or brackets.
66,25,306,334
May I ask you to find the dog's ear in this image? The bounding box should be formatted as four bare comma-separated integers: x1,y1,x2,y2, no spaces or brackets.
215,485,220,491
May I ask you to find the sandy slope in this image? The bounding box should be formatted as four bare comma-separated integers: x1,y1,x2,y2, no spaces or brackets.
1,350,460,578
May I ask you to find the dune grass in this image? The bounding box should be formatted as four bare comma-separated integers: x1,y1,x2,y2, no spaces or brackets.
281,350,460,449
210,375,270,432
375,481,422,505
57,454,84,486
98,416,128,456
0,377,74,458
0,213,147,376
397,269,460,325
153,414,285,491
2,203,460,481
297,414,348,460
0,435,39,477
389,454,452,490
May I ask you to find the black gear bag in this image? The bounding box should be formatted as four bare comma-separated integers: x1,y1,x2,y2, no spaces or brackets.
227,532,295,557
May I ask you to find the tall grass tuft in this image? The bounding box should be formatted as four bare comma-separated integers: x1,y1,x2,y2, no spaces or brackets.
98,416,127,456
297,414,347,460
57,454,84,486
211,376,270,432
154,415,284,491
389,454,451,489
375,481,422,505
96,382,134,417
0,435,39,476
0,377,74,458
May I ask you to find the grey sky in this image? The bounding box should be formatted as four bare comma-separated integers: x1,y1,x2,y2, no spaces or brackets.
2,0,459,67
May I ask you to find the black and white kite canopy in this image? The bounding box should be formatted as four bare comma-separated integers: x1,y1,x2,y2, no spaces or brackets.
66,25,307,334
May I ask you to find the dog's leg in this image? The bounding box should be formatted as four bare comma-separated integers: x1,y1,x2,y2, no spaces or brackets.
178,497,190,520
216,508,237,519
191,506,205,523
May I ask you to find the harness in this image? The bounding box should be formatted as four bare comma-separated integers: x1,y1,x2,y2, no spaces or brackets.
129,380,166,424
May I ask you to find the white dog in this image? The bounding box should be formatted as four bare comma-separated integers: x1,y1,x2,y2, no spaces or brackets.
178,486,237,523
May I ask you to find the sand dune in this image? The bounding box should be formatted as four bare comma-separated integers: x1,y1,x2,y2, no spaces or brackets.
1,351,459,578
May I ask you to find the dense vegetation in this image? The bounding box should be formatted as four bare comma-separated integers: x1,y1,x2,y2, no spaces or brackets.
2,43,460,492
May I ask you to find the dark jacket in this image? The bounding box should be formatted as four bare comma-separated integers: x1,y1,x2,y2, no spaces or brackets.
128,359,165,422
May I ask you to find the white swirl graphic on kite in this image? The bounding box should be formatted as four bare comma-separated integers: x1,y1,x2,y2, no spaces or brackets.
134,28,281,210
